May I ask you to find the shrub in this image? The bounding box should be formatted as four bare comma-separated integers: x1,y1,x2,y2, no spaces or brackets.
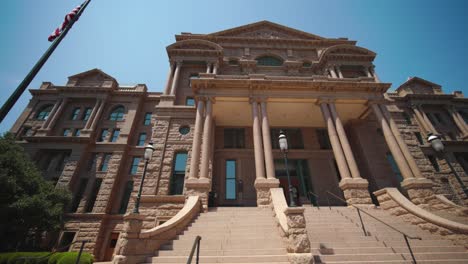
0,252,92,264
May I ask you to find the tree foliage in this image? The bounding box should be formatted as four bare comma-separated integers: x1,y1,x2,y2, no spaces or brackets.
0,133,71,251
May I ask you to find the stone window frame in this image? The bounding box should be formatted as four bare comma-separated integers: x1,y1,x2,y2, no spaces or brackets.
255,54,284,67
35,104,54,121
108,105,126,121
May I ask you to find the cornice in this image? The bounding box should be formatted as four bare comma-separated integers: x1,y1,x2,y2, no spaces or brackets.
175,35,356,46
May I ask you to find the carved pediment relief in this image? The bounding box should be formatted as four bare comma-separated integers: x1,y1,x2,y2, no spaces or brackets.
67,69,118,88
396,77,443,96
209,21,324,40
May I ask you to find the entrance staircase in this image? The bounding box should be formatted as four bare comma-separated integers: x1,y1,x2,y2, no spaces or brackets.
305,206,468,264
145,207,289,263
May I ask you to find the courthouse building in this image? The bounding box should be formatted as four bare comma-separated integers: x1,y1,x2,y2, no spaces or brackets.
10,21,468,262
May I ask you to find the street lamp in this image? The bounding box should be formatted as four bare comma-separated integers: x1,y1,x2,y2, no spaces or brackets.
279,130,296,207
133,141,155,214
427,133,468,196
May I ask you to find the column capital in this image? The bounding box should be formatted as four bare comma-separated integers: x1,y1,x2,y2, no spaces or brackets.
195,96,216,103
316,98,335,105
249,96,267,104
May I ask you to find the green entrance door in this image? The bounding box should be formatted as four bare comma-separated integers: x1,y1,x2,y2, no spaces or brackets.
274,159,316,206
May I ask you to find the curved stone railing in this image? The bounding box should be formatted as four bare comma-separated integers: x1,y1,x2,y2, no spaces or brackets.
375,188,468,248
435,195,468,216
112,196,202,264
141,196,201,238
269,188,311,259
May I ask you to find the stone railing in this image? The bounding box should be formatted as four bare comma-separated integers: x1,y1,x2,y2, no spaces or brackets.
269,188,311,263
435,194,468,216
375,188,468,248
112,196,202,264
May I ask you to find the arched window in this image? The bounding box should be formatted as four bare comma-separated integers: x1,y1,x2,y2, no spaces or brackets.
36,105,53,120
255,56,283,66
109,106,125,121
170,152,188,195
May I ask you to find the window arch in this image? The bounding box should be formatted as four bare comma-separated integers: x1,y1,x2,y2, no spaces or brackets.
255,56,283,66
36,105,53,120
170,151,188,195
109,106,125,121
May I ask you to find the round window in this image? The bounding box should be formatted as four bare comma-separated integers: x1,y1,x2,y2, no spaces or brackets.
179,126,190,135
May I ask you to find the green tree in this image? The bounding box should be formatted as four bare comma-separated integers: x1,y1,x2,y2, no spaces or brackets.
0,133,71,251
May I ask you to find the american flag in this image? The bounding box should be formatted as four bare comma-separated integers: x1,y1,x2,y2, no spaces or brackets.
48,5,81,42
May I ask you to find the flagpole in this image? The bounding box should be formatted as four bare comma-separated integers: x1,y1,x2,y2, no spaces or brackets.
0,0,92,123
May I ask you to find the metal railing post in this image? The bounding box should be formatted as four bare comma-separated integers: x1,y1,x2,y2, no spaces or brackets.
403,235,417,264
356,208,368,236
196,237,200,264
187,235,201,264
75,240,87,264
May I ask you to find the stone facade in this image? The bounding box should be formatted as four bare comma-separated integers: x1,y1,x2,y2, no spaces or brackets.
9,21,468,261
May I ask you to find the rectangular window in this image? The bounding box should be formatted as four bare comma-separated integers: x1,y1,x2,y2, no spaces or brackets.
73,129,81,137
225,160,236,200
185,97,195,106
427,155,440,172
414,132,424,145
316,129,331,150
98,129,108,142
110,129,120,142
170,152,187,195
100,154,112,171
271,128,304,149
402,111,412,125
83,107,92,121
84,178,102,213
70,178,88,212
119,181,134,214
71,107,80,120
223,128,245,148
143,112,152,125
130,157,141,175
386,153,404,183
63,129,71,136
137,133,146,146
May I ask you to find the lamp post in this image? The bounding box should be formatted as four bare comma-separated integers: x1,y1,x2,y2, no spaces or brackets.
427,133,468,197
133,141,155,214
279,130,295,207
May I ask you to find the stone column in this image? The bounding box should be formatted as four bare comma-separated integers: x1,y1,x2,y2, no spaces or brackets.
41,99,61,129
251,101,266,180
329,66,337,78
447,106,468,136
188,99,205,180
163,63,174,95
84,100,101,130
380,104,425,179
329,103,362,179
418,105,438,134
412,105,431,133
260,100,275,180
336,66,344,78
206,63,211,73
169,61,182,96
365,66,373,78
199,99,213,179
46,98,67,130
371,103,414,180
327,102,371,205
90,100,106,131
370,67,381,82
319,102,351,179
213,63,219,75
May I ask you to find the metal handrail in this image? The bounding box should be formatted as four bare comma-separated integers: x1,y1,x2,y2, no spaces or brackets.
326,191,421,264
307,191,320,209
186,235,201,264
17,240,90,264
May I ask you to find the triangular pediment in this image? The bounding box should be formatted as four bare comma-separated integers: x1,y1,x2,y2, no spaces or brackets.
396,77,443,95
67,69,118,88
208,21,325,40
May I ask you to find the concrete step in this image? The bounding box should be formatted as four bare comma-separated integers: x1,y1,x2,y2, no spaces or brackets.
311,246,467,255
315,252,468,262
147,254,289,263
156,248,287,257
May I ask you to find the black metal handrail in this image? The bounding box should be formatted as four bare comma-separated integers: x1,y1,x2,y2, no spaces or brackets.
17,240,90,264
326,191,421,264
307,191,320,209
186,235,201,264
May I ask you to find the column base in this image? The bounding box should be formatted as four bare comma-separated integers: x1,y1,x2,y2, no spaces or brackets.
401,178,434,205
254,178,280,207
339,178,373,205
185,178,211,211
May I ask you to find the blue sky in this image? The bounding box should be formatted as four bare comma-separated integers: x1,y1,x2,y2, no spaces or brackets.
1,0,467,133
